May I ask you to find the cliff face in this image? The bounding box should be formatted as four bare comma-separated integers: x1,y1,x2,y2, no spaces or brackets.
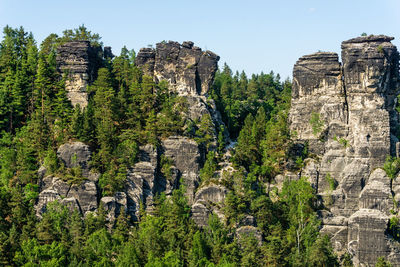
136,41,220,96
56,41,103,108
288,35,400,266
36,40,225,227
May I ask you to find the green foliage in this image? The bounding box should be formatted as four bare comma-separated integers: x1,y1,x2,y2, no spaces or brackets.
309,112,324,136
376,257,393,267
377,45,384,54
60,24,102,47
200,151,218,183
0,26,340,267
195,113,214,151
383,156,400,179
389,216,400,239
160,155,174,181
325,173,338,190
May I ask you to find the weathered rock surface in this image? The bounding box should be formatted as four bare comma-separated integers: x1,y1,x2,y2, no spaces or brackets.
136,41,220,96
287,35,400,266
57,141,91,176
348,209,390,266
56,41,103,108
36,176,98,217
36,141,99,217
191,184,228,227
101,192,127,223
162,136,203,204
125,144,157,219
236,226,263,246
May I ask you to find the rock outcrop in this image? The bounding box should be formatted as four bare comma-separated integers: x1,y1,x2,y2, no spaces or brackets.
136,41,219,96
191,184,228,227
161,136,202,204
136,41,224,148
56,41,103,108
288,35,400,266
49,40,223,227
35,142,99,217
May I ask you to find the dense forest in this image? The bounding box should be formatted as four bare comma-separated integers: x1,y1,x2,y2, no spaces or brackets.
0,25,357,266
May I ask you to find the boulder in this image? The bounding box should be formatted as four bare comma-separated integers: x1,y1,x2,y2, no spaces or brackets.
101,192,127,223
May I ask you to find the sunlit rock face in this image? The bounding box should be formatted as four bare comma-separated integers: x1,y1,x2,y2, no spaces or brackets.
136,40,220,96
56,41,102,108
287,35,400,266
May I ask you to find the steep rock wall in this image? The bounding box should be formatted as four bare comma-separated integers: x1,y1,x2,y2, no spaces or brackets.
289,35,400,266
136,41,219,96
56,41,103,108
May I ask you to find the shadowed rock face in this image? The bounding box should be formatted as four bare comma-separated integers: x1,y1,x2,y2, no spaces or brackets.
136,41,220,96
35,142,99,217
56,41,103,108
287,35,400,266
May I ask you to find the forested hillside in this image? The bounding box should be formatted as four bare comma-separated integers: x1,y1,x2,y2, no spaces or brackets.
0,26,344,266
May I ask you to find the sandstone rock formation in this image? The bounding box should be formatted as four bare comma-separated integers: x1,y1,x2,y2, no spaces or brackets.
35,142,99,217
56,41,103,108
49,40,223,227
161,136,202,204
191,184,228,227
136,41,224,148
136,41,219,96
288,35,400,266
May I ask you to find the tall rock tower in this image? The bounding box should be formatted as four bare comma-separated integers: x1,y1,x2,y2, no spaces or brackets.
288,35,400,266
56,41,102,108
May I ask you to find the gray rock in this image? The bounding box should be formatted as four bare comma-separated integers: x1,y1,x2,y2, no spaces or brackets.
61,197,81,213
136,41,219,96
348,209,390,266
162,136,202,204
36,142,99,217
67,180,98,215
57,142,91,176
124,144,157,219
35,189,61,217
236,226,263,246
191,184,228,227
194,184,227,204
35,175,98,217
100,192,127,223
191,202,211,228
289,35,400,265
56,41,102,108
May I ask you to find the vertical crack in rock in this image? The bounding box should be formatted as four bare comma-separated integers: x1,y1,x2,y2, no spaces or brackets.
136,40,220,96
56,41,103,108
288,35,400,266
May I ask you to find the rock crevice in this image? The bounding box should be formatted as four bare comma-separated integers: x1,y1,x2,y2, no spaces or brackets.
288,35,400,266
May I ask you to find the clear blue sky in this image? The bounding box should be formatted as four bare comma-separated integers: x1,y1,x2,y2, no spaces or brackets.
1,0,399,79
